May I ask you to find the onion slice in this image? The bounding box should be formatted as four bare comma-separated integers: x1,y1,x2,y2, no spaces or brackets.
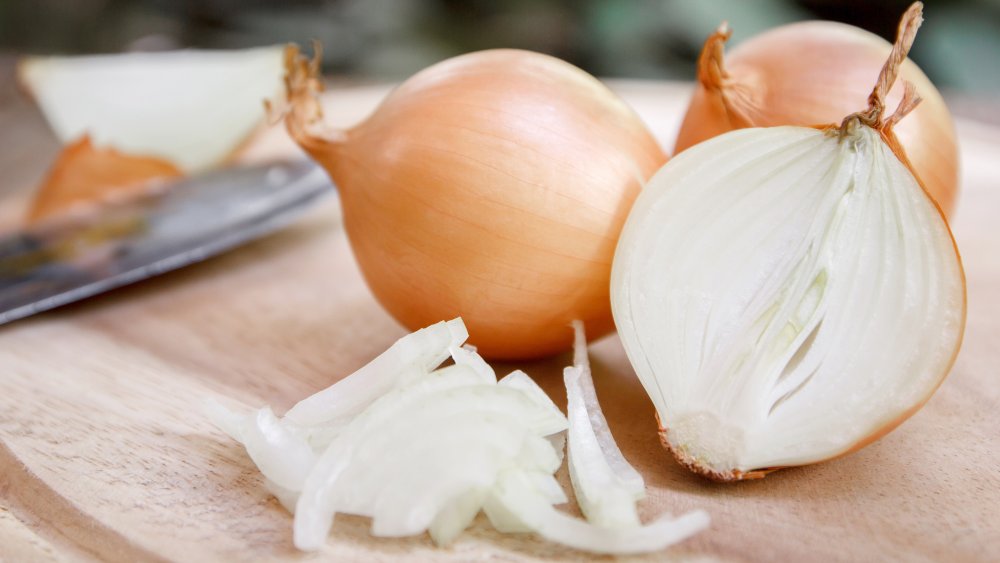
490,469,710,555
567,321,644,498
282,318,467,426
19,46,284,172
562,321,709,546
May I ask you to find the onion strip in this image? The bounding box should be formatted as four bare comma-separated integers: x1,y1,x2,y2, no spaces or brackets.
563,321,710,542
568,320,644,496
283,319,467,425
491,469,710,555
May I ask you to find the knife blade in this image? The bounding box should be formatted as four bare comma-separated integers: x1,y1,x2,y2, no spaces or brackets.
0,160,333,326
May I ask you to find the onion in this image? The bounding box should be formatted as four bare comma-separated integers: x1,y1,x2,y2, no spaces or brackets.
674,2,959,216
563,321,644,527
207,318,709,554
560,321,710,543
280,46,666,359
282,318,468,427
19,47,286,224
489,470,710,555
26,135,181,223
18,46,285,172
611,3,966,481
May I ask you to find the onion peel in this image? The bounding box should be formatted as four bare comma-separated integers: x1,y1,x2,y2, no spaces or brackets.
26,135,181,224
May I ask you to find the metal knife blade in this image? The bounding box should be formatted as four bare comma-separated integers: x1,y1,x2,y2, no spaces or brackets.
0,160,333,326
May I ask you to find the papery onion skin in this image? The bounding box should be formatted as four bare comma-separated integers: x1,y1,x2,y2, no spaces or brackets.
27,135,181,223
675,19,959,216
283,47,667,359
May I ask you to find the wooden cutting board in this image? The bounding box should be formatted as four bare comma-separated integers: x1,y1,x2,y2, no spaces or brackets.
1,75,998,562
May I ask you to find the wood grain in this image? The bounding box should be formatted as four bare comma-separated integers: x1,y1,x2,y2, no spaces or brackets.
0,76,998,562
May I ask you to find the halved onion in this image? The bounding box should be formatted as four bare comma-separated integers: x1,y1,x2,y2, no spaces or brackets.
19,46,284,172
610,5,965,481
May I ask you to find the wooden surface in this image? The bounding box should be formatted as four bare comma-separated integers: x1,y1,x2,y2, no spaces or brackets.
1,66,999,562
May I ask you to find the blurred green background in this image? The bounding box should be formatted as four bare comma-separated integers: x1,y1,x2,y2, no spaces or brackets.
2,0,999,96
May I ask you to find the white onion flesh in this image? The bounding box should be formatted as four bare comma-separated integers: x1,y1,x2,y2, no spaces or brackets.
18,47,284,171
611,123,965,479
241,407,316,491
207,318,709,554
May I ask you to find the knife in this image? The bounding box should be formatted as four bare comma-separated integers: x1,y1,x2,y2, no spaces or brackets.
0,160,333,326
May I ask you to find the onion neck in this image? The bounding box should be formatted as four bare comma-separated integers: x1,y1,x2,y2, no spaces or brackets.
697,23,732,91
280,43,351,187
839,2,924,138
694,22,758,132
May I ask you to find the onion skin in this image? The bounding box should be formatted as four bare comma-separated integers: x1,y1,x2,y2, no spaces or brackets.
283,47,666,359
675,19,959,217
27,135,181,223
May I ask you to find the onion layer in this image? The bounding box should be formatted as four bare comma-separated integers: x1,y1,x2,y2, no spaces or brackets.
674,3,959,216
281,46,666,359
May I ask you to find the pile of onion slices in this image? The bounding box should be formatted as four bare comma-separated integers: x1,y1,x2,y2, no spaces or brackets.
207,318,708,554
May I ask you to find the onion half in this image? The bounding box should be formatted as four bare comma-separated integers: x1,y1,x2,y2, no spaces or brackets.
611,3,966,481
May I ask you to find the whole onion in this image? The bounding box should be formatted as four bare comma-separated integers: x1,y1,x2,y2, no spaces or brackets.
282,47,666,359
674,16,959,215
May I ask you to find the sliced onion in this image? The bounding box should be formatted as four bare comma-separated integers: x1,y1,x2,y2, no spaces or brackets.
283,318,467,426
204,397,245,442
428,488,489,546
207,318,708,555
241,407,316,492
567,321,644,497
450,343,497,382
562,320,710,546
564,321,643,528
489,469,710,555
564,367,641,528
203,401,316,492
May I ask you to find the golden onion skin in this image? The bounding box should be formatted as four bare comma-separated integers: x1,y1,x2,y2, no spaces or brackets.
675,21,959,216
